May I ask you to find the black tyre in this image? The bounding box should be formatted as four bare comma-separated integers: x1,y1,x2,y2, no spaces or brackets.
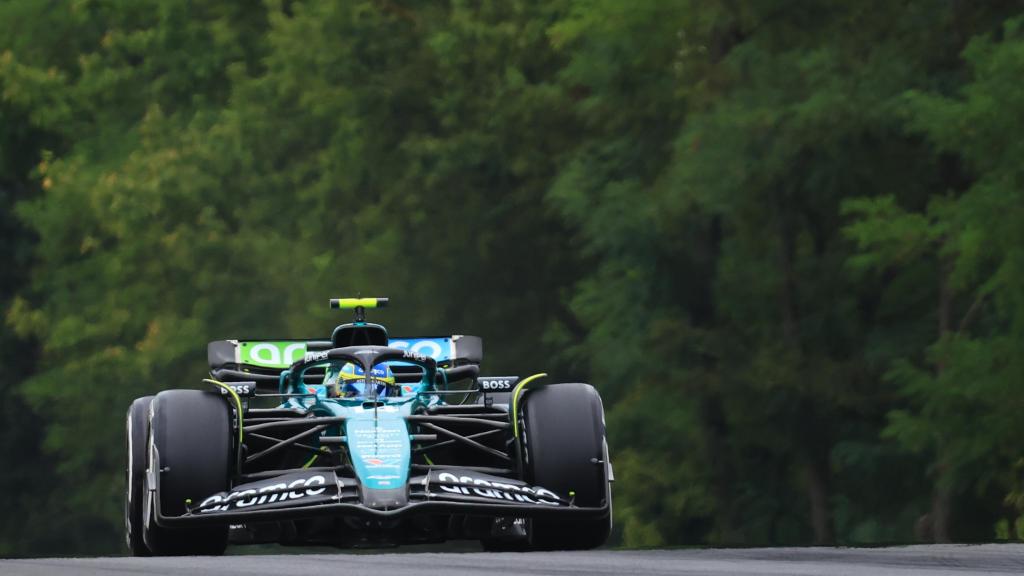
520,383,612,550
143,390,232,556
125,396,154,556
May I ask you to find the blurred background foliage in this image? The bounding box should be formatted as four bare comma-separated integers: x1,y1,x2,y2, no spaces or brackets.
2,0,1024,556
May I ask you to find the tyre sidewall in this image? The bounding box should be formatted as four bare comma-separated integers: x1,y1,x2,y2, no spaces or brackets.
125,396,154,556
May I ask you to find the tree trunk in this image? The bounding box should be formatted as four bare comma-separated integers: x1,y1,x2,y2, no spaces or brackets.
779,221,800,346
778,219,835,545
699,394,741,542
931,469,953,543
930,259,954,543
803,457,836,545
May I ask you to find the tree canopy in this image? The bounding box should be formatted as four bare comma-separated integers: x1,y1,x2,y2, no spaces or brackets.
2,0,1024,555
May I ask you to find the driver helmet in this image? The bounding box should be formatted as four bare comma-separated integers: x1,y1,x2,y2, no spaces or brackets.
330,363,395,398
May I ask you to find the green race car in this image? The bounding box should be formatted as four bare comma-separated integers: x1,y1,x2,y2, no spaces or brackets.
125,298,613,555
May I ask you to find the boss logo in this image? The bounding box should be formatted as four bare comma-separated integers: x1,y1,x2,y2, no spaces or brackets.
480,378,516,391
217,383,255,397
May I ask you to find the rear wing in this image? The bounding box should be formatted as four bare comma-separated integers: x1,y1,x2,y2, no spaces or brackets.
208,336,483,387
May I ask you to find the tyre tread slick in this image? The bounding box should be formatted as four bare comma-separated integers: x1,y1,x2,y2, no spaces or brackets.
506,382,612,551
142,390,231,556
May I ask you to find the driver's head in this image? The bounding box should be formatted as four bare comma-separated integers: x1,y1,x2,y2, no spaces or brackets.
334,362,395,398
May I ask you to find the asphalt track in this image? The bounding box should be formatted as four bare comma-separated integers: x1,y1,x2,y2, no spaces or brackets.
4,544,1024,575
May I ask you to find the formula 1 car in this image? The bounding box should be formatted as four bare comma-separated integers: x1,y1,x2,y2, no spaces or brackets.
125,298,612,555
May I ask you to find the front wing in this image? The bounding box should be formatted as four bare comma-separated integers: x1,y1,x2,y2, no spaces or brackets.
152,468,609,528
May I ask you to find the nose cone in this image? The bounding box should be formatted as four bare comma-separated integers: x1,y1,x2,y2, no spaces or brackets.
359,485,409,510
345,410,412,506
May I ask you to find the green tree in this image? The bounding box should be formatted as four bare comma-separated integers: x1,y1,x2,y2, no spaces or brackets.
5,0,1024,555
845,17,1024,541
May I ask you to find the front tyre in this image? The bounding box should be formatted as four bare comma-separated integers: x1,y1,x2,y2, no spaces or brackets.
521,383,612,550
143,390,232,556
125,396,154,556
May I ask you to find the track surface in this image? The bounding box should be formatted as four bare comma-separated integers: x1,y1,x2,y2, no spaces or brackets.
4,544,1024,575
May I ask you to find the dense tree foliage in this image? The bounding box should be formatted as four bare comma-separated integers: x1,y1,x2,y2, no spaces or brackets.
2,0,1024,555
